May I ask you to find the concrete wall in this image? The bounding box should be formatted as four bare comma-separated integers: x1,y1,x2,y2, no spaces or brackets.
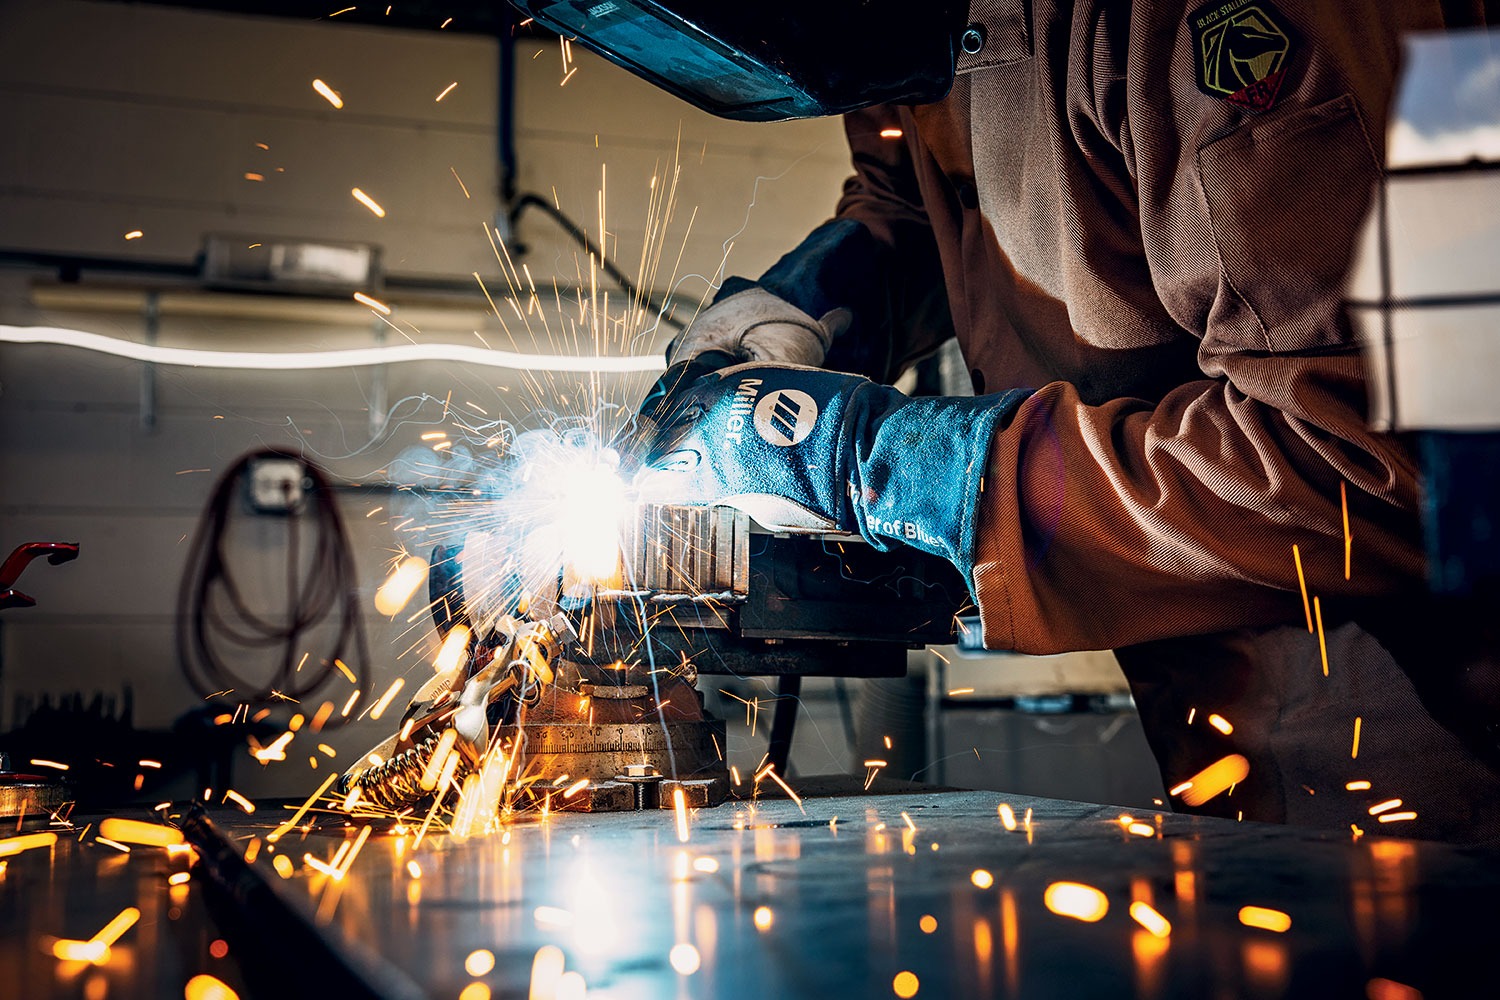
0,0,503,279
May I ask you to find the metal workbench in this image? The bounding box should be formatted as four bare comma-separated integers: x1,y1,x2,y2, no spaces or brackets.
5,782,1496,998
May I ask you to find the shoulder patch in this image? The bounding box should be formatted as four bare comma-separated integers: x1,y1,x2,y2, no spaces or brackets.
1189,0,1297,112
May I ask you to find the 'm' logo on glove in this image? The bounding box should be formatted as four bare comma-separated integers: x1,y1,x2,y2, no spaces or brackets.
753,389,819,447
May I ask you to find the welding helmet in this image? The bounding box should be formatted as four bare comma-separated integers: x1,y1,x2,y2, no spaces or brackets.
508,0,970,121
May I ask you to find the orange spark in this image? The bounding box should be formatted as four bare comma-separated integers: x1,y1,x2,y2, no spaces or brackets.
375,556,427,615
368,677,405,720
350,187,385,217
0,832,57,858
1044,882,1109,922
51,939,109,964
1341,481,1353,580
337,824,372,877
758,765,805,813
1352,716,1362,759
418,729,458,792
267,772,339,842
673,787,689,842
1208,713,1234,735
1292,544,1312,632
1177,754,1250,806
436,81,458,102
312,79,343,108
223,790,255,814
88,907,140,947
1129,901,1171,938
1238,906,1291,933
434,625,472,674
97,818,183,848
353,292,391,315
1314,596,1329,676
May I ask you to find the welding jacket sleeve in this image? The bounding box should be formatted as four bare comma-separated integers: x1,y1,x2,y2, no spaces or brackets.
822,3,1484,654
638,363,1028,584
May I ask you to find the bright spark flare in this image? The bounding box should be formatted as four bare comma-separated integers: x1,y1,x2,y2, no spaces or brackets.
1044,882,1109,922
312,79,343,108
351,187,385,217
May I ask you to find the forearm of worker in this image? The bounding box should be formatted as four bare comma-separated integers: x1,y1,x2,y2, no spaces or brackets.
707,111,932,359
969,353,1424,654
769,104,950,379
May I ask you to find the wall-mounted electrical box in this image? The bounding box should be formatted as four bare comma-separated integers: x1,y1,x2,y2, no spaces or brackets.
245,456,308,514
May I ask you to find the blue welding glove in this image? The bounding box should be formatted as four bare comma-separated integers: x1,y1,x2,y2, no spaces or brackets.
637,363,1030,582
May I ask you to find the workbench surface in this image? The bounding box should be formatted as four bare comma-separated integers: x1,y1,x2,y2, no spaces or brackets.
4,785,1496,998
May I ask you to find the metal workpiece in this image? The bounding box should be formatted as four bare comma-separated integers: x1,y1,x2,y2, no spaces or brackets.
341,654,730,815
0,753,71,820
176,788,1500,999
604,503,752,602
578,528,968,677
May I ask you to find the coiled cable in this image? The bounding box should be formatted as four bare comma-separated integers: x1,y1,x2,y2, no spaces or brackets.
176,448,371,723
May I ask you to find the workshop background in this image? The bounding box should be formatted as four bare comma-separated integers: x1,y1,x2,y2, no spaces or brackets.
0,0,1162,805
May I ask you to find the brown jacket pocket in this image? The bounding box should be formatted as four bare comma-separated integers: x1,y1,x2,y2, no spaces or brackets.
1196,94,1380,353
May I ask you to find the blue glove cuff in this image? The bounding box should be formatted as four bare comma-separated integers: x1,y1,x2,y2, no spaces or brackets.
852,389,1030,583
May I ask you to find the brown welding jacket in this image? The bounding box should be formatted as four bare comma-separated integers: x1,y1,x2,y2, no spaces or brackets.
831,0,1500,840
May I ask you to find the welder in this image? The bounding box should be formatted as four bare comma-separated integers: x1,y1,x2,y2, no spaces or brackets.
514,1,1500,842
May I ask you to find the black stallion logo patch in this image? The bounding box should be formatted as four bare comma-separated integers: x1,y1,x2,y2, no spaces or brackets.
1190,0,1297,112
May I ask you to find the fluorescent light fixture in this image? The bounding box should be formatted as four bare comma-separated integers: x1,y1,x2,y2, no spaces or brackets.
0,325,666,374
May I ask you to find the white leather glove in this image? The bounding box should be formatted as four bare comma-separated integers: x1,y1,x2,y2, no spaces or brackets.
668,286,852,367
